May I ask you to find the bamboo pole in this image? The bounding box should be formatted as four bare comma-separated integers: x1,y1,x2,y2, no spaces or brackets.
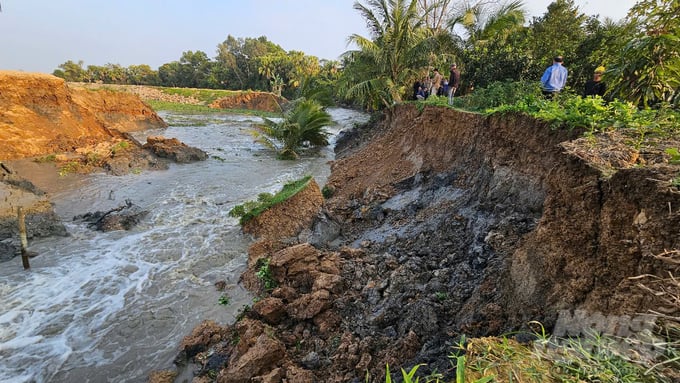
17,207,30,269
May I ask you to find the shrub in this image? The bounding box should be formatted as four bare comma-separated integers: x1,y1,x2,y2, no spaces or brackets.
251,99,332,159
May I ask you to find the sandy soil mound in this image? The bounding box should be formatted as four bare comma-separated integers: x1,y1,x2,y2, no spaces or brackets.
0,71,166,161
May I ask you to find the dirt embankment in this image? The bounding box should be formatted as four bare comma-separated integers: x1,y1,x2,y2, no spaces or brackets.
209,92,285,113
73,82,287,113
0,71,175,261
0,71,166,161
176,104,680,382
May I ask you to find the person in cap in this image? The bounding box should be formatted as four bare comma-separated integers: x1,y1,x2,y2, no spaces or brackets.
541,55,568,99
584,66,607,97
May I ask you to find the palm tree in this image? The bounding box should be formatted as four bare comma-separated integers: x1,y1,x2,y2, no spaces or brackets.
448,0,526,45
339,0,442,109
445,0,528,88
251,99,332,160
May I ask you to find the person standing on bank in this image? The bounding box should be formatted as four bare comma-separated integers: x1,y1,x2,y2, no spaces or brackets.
448,63,461,106
541,55,568,99
584,66,607,97
431,69,443,98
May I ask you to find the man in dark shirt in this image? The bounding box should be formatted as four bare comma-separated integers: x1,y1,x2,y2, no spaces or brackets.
584,67,606,97
448,63,460,106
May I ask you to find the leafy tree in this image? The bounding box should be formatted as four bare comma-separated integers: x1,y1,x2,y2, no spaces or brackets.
449,0,529,89
101,63,127,84
251,99,332,159
214,35,284,90
259,51,321,98
528,0,588,85
607,0,680,107
126,64,159,85
570,17,628,93
158,61,183,87
178,50,213,88
53,60,87,82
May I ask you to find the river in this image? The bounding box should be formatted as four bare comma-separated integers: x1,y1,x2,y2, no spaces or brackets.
0,108,368,383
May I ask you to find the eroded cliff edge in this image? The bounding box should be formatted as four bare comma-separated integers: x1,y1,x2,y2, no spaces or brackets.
0,71,169,260
178,103,679,382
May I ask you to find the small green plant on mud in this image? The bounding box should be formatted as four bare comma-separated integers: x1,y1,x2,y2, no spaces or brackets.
255,258,277,291
665,148,680,164
228,175,312,225
110,141,130,155
34,154,56,163
84,152,102,166
218,294,230,306
322,184,335,199
671,176,680,188
235,305,251,322
435,291,448,301
58,161,81,176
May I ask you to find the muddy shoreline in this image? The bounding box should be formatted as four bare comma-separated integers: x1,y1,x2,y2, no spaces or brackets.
172,104,680,382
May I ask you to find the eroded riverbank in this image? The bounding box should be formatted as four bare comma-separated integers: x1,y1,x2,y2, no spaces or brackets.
0,108,369,382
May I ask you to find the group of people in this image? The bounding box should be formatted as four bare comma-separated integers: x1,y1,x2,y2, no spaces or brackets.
541,55,606,99
413,63,461,105
414,56,605,104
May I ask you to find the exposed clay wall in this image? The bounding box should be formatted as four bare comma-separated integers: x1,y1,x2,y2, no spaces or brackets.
0,71,166,161
328,104,680,322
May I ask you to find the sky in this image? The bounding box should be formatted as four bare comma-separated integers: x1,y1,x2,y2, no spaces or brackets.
0,0,638,74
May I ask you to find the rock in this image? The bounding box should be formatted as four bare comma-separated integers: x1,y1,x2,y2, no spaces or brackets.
179,320,226,359
217,334,285,383
286,290,331,320
147,370,177,383
74,199,148,231
301,351,321,369
283,365,316,383
252,298,286,325
143,136,208,163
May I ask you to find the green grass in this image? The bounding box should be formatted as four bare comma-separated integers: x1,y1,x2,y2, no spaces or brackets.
159,87,246,104
228,175,313,225
34,154,57,163
147,99,281,118
375,327,677,383
146,100,225,114
218,294,230,306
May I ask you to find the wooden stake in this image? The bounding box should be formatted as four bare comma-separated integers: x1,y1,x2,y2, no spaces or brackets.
17,207,30,269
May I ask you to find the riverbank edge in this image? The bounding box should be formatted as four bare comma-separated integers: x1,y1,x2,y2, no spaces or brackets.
168,103,680,382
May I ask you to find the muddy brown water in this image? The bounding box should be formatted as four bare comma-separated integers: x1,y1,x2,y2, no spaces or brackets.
0,108,368,383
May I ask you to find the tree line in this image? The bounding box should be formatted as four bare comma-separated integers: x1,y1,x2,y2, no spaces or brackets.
53,0,678,110
52,36,339,101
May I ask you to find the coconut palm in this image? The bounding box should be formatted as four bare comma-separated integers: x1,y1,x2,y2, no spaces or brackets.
338,0,442,109
446,0,528,88
448,0,526,45
251,99,332,160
